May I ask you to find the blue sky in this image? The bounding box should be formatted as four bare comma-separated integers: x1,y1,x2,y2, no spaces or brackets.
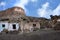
0,0,60,18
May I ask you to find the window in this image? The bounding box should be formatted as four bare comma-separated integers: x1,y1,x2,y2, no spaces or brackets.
2,24,5,27
33,24,36,27
23,19,26,21
13,24,16,29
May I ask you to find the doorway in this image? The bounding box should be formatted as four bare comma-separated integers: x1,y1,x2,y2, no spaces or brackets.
13,24,16,29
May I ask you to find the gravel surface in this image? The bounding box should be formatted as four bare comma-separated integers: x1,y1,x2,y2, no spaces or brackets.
0,30,60,40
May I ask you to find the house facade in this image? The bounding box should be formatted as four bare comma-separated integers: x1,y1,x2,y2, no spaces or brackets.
0,21,19,32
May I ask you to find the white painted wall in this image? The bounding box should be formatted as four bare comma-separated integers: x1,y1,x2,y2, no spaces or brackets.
8,23,19,31
0,22,19,32
0,22,8,32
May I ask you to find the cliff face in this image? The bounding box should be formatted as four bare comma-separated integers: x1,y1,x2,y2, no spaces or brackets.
0,7,25,17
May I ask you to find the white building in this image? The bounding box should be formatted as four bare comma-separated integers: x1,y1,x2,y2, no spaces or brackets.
0,21,19,32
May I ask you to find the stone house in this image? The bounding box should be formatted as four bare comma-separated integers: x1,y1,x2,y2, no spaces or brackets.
0,7,50,33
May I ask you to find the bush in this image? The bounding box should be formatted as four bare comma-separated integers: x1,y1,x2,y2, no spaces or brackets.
2,29,8,34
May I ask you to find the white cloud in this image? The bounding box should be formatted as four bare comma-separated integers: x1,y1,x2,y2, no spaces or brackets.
37,2,50,17
14,0,38,14
37,2,60,18
52,5,60,15
0,2,6,10
14,0,29,14
0,2,6,6
30,0,38,2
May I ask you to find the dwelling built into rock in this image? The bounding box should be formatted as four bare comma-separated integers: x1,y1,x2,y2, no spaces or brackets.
0,7,57,33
